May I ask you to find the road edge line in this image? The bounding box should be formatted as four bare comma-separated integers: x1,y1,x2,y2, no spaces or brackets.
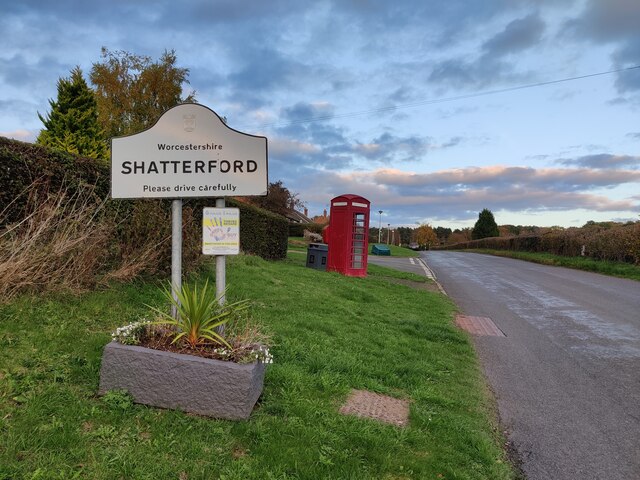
418,258,447,296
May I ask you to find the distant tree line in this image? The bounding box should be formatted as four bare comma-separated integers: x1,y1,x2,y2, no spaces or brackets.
367,208,597,249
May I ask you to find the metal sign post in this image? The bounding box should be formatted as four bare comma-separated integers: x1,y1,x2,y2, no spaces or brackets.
171,199,182,319
214,198,226,336
215,197,226,307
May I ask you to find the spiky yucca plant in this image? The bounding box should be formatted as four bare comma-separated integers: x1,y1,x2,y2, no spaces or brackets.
148,280,248,349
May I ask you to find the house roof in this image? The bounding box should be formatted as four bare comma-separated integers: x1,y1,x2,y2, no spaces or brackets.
285,209,312,223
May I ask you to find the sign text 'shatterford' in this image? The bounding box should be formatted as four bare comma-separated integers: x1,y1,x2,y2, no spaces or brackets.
121,159,258,175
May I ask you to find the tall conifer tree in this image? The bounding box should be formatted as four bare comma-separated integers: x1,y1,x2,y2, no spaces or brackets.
472,208,500,239
37,67,107,160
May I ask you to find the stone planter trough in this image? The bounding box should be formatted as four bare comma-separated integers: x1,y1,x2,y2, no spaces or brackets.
99,341,266,420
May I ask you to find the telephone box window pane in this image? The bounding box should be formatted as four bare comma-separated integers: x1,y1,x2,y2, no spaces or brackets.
354,234,364,240
353,261,362,269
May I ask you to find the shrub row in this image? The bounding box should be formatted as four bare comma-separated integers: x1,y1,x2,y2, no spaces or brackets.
442,235,540,253
0,136,109,224
1,137,288,296
1,185,115,300
226,198,288,260
442,223,640,265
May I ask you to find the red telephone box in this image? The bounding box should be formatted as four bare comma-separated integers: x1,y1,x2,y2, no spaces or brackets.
324,194,370,277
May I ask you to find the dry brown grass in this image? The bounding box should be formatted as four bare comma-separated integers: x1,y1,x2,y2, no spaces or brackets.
225,313,273,363
99,242,164,284
0,184,112,300
0,182,186,302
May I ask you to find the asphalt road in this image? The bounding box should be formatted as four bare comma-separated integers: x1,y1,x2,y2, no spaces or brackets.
419,251,640,480
367,254,437,280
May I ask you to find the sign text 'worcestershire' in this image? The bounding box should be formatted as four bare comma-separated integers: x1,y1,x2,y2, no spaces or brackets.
156,142,222,151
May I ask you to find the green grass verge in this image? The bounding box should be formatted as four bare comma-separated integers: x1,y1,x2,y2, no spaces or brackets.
369,244,418,258
459,249,640,281
0,254,515,479
367,263,430,284
289,237,418,259
287,236,309,252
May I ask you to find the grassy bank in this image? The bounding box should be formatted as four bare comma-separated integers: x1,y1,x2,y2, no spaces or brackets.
0,253,515,479
369,243,418,258
459,249,640,282
287,236,309,252
288,237,418,258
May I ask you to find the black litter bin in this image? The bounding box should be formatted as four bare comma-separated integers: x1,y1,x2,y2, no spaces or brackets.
306,243,328,270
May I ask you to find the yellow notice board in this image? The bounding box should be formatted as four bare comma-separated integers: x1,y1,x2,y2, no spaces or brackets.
202,208,240,255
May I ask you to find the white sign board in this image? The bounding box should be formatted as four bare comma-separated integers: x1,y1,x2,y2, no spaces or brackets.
111,103,268,199
202,207,240,255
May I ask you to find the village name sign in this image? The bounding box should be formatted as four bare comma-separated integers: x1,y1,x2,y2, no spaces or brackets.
111,103,268,317
111,103,268,199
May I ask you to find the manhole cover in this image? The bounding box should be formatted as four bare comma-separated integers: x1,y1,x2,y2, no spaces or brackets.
339,389,410,427
455,315,505,337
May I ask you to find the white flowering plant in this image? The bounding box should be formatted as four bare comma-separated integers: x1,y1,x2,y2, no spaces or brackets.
215,308,274,364
254,345,274,364
111,320,149,345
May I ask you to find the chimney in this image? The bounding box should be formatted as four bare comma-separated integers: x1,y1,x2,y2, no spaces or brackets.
304,207,308,217
323,208,327,217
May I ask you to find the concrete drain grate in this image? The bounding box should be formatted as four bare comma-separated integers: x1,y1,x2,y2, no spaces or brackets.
455,315,505,337
339,389,410,427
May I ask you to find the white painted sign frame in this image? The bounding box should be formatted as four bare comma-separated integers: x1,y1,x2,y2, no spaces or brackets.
111,103,268,199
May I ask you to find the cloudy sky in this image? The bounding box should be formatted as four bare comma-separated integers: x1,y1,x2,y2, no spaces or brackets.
2,0,640,228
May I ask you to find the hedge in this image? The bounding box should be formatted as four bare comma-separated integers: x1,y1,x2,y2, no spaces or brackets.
0,136,110,224
1,136,288,263
440,224,640,265
224,198,288,260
